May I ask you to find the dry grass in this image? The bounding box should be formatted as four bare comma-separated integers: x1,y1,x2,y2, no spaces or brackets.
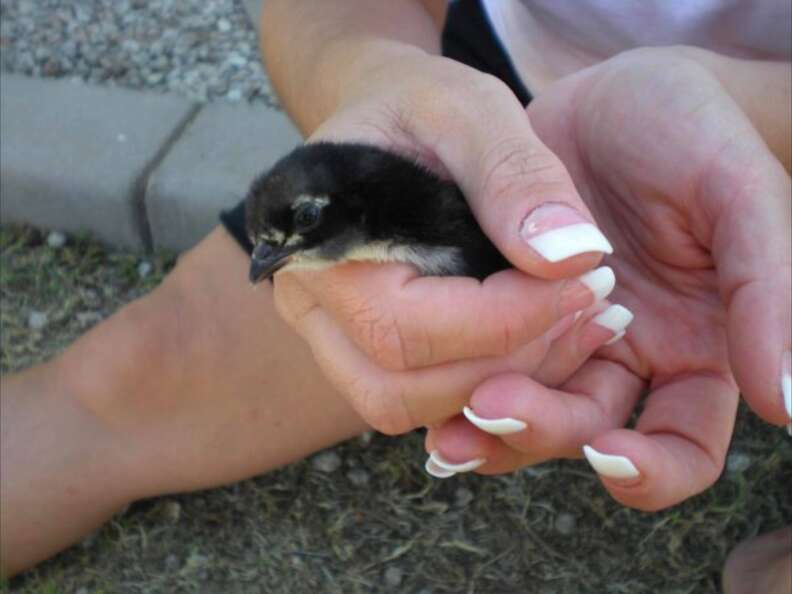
2,224,790,594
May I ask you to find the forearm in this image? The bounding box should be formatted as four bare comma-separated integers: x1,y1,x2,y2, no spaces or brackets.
261,0,445,135
680,47,792,172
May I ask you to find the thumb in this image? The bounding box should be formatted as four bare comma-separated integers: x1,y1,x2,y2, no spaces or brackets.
704,141,792,431
419,78,612,279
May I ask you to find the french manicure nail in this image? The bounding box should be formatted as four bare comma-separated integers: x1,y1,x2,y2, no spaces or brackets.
425,457,456,479
463,406,527,435
582,445,640,479
593,304,634,339
580,266,616,301
560,266,616,315
604,330,626,346
520,203,613,262
781,351,791,435
429,450,486,473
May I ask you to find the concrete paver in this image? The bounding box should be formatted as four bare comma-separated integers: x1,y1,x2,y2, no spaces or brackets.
145,101,302,251
0,74,196,248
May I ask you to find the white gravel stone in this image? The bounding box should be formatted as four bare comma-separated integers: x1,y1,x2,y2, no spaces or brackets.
46,230,66,248
165,554,180,571
554,512,577,536
347,469,370,487
161,500,182,523
384,566,404,588
28,310,48,330
137,260,153,278
312,451,342,473
726,451,752,474
76,311,103,327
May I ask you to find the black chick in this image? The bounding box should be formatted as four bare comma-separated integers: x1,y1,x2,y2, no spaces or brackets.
245,142,510,282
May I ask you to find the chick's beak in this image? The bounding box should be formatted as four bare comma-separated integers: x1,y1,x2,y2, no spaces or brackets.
249,242,298,283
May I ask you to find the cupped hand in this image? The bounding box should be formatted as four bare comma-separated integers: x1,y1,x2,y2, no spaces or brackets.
272,51,625,434
427,47,791,510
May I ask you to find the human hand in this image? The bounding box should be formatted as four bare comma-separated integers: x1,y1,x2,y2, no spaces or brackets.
271,50,627,434
425,47,791,509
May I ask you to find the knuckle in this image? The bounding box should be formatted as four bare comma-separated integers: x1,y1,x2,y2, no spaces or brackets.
345,298,410,371
477,136,568,204
353,379,412,435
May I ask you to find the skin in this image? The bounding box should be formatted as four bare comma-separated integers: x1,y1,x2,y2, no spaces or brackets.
261,0,791,466
425,49,791,510
1,0,789,586
262,3,791,591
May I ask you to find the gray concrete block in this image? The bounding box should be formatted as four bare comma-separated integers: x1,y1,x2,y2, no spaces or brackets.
0,74,196,248
146,101,302,251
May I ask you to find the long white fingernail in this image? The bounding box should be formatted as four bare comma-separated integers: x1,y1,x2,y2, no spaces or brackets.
582,445,640,479
429,450,486,473
463,406,527,435
578,266,616,302
520,204,613,262
425,457,456,479
782,351,791,435
593,304,634,338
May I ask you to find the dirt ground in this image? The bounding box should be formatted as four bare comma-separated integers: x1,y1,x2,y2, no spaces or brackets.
2,224,791,594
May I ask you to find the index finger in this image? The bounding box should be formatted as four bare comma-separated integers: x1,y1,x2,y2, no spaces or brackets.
291,261,615,371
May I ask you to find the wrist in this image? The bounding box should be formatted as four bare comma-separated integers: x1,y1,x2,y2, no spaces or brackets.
289,38,431,135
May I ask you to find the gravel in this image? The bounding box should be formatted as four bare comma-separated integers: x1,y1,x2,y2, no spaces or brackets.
311,450,343,473
384,566,404,588
0,0,278,106
726,451,752,474
27,310,48,331
46,230,67,249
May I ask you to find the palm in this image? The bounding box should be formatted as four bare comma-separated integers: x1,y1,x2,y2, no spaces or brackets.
528,54,759,387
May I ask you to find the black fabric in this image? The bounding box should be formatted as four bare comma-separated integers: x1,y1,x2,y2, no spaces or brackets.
220,202,253,253
442,0,532,106
221,0,532,254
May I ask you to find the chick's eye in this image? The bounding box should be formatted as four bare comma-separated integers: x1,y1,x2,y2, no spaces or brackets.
294,203,322,232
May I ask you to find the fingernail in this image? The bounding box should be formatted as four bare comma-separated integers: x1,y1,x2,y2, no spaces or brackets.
425,457,456,479
560,266,616,314
781,351,791,435
463,406,527,435
604,330,626,346
429,450,486,473
582,445,640,479
593,304,634,340
520,203,613,262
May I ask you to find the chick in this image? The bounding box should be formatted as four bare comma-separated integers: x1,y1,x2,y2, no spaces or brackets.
245,142,509,282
